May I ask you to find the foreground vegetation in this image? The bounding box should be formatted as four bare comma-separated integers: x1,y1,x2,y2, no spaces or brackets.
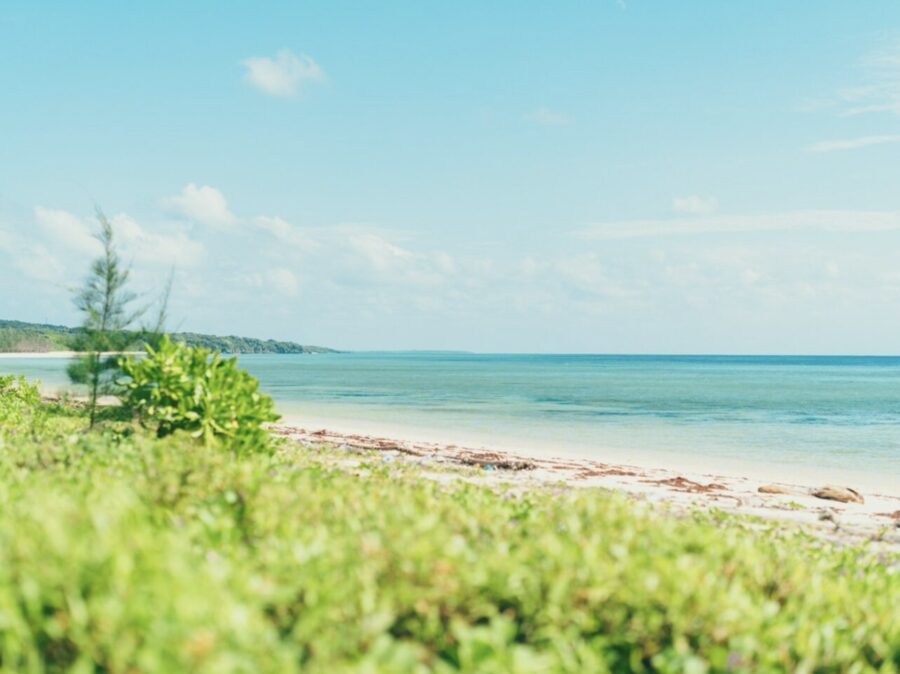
0,319,334,354
0,376,897,673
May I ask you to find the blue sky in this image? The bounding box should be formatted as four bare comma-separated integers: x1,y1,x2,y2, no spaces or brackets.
3,2,900,352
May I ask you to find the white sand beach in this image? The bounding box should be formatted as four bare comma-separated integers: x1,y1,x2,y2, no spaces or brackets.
0,351,81,359
0,351,141,359
274,421,900,553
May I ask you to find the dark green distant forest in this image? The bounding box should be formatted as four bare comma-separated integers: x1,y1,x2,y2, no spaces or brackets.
0,319,335,354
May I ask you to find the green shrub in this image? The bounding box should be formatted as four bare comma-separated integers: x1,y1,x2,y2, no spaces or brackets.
118,336,279,453
0,439,294,673
0,374,42,432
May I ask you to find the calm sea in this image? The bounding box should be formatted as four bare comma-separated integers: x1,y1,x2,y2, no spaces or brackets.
3,353,899,490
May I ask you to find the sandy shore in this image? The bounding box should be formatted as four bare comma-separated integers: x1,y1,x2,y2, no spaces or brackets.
273,422,900,553
23,380,900,551
274,408,900,494
0,351,81,359
0,351,141,359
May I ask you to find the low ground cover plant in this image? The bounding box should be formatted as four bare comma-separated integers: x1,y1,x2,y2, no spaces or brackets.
0,385,897,673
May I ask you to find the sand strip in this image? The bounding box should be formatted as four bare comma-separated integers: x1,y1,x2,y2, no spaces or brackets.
273,423,900,554
0,351,142,359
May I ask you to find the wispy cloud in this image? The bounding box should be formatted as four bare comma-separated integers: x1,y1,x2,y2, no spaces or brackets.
672,195,718,215
251,216,456,290
244,267,300,297
526,107,572,127
806,134,900,153
162,183,236,228
832,41,900,117
242,49,325,98
35,207,103,257
253,215,318,251
109,213,205,267
11,188,900,351
35,207,204,268
0,226,66,284
804,42,900,152
580,210,900,240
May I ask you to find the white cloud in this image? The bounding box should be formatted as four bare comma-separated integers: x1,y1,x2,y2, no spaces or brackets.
1,219,70,284
266,268,299,296
12,241,66,284
34,207,203,269
526,107,572,127
254,215,318,250
552,252,643,302
238,267,300,297
581,210,900,240
345,230,415,272
34,207,102,256
827,41,900,117
242,49,325,97
806,134,900,152
162,184,236,228
22,180,900,353
672,195,718,215
110,214,205,267
341,229,453,287
250,221,459,296
281,225,454,290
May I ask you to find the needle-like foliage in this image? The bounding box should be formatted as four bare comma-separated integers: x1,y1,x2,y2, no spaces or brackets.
67,208,143,427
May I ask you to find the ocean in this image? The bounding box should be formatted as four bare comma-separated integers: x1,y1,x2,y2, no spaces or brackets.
3,352,899,490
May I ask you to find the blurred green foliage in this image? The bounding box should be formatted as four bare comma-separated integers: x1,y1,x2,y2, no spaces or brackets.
0,374,41,429
0,383,897,673
119,336,279,453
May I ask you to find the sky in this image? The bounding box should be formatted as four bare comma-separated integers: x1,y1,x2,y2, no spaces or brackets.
3,2,900,353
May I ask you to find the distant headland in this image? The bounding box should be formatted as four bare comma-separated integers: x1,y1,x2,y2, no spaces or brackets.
0,319,336,355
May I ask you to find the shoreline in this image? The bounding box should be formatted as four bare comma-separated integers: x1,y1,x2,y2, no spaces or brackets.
0,351,81,359
0,351,141,359
15,375,900,543
273,421,900,552
277,409,899,495
5,357,897,494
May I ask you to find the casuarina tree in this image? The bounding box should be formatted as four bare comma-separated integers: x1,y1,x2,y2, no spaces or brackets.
67,208,143,428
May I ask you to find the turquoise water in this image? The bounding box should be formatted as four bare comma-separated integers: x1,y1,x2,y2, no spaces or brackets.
3,353,899,488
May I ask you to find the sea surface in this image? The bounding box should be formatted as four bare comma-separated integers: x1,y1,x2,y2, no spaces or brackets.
3,353,899,490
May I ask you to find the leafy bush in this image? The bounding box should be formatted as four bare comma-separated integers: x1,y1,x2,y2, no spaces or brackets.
0,374,42,432
119,336,279,453
0,438,294,673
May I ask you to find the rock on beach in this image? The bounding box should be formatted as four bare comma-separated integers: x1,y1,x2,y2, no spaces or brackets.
810,485,864,504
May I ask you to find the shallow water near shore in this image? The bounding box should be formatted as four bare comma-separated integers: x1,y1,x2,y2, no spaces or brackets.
3,352,899,492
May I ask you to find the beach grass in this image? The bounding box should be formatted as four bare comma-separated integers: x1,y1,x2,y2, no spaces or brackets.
0,392,897,673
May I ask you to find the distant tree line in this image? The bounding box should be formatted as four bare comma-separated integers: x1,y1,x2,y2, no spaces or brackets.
0,321,77,352
0,320,334,355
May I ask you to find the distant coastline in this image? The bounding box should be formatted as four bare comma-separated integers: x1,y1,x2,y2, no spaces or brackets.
0,351,140,359
0,318,335,355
